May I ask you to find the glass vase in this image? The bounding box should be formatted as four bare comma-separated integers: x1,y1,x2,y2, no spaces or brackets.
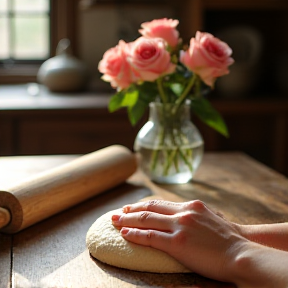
134,102,204,184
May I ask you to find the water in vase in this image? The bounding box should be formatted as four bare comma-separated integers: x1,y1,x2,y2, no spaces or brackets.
135,141,204,184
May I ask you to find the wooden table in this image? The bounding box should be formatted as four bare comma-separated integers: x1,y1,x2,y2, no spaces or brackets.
1,152,288,288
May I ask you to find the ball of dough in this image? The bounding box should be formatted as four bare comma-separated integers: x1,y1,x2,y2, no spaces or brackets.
86,209,190,273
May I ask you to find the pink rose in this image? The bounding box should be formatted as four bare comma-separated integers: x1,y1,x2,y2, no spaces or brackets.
98,40,139,89
139,18,180,48
128,37,176,82
180,31,234,87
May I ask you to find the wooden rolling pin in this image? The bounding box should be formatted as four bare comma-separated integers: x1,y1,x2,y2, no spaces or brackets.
0,145,137,234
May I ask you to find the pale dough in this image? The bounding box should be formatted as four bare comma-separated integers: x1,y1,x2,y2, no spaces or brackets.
86,209,190,273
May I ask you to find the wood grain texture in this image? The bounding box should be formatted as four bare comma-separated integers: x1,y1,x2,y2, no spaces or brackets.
0,145,136,233
12,184,152,288
0,233,11,288
162,152,288,224
0,155,78,190
0,155,77,288
1,152,288,287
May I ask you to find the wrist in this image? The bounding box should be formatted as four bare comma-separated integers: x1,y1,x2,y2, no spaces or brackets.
231,241,288,288
230,241,263,288
236,224,262,243
236,223,288,251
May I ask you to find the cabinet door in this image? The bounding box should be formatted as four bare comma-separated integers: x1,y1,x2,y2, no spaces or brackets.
0,119,14,155
18,114,138,155
195,112,288,176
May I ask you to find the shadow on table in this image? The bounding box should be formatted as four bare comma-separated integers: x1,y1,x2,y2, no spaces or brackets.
159,179,288,224
11,182,152,281
92,256,236,288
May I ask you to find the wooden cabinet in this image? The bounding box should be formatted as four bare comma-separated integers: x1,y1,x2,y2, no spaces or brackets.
0,91,140,156
194,99,288,176
0,119,14,155
1,89,287,176
17,111,138,155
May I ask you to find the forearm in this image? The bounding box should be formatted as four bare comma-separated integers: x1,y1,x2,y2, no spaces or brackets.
237,223,288,251
232,242,288,288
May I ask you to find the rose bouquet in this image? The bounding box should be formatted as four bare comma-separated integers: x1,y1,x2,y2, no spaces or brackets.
98,18,234,183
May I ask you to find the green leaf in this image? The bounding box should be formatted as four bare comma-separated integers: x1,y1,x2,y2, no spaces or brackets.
128,98,148,126
108,91,126,112
122,90,139,107
108,82,158,126
127,85,156,125
108,89,139,113
170,83,184,96
191,97,229,137
137,81,159,99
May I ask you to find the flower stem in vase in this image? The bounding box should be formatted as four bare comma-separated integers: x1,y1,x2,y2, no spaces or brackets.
163,147,178,176
150,124,166,171
164,127,180,175
178,148,193,172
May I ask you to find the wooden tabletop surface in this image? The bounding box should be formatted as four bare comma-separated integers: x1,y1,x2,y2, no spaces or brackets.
1,152,288,288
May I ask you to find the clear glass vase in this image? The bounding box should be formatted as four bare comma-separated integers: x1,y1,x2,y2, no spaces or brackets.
134,102,204,184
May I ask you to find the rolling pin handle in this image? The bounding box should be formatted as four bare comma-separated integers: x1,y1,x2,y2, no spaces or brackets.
0,207,11,230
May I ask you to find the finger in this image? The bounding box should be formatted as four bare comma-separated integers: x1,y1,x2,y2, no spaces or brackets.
215,211,226,219
120,227,172,252
122,200,185,215
112,211,174,231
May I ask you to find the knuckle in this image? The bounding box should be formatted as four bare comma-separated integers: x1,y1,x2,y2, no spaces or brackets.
146,229,155,239
185,200,206,212
145,199,163,211
215,211,225,219
177,211,196,226
130,229,156,247
133,228,141,238
145,230,157,247
139,211,151,222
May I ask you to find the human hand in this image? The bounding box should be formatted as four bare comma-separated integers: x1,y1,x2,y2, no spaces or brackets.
111,199,247,283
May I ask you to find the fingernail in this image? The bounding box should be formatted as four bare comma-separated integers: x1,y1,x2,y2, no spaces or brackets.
111,214,121,223
120,227,129,235
122,205,130,213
